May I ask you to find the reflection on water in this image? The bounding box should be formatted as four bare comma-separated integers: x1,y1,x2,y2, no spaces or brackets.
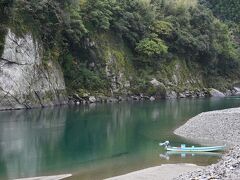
0,108,67,179
0,98,239,179
160,151,222,160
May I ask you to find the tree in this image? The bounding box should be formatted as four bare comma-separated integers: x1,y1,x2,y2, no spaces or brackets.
112,0,156,46
201,0,240,23
81,0,116,31
136,37,168,57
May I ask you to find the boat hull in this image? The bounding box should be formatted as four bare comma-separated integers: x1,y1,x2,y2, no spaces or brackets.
166,146,225,152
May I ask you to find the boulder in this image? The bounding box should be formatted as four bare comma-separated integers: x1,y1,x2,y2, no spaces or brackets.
184,90,192,97
166,91,177,99
148,79,167,98
82,93,90,98
150,78,162,87
179,93,186,98
150,96,156,101
142,95,150,100
89,96,96,103
196,91,205,97
131,96,140,101
209,88,225,97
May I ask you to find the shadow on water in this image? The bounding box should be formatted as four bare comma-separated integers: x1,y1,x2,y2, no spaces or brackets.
0,97,239,179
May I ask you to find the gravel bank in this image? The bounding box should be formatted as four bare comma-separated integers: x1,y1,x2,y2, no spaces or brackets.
174,107,240,180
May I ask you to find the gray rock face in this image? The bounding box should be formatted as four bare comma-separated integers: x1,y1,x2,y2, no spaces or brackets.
0,29,66,110
105,52,130,95
209,88,225,97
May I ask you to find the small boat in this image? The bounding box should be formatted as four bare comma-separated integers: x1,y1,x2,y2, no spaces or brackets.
166,145,225,152
159,141,225,152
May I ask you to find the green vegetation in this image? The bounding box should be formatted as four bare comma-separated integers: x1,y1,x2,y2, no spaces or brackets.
136,37,168,57
201,0,240,57
0,0,239,94
201,0,240,23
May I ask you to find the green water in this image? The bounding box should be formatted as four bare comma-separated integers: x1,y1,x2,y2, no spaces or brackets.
0,97,240,180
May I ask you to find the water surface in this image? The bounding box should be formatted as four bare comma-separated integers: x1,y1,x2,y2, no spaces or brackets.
0,97,240,180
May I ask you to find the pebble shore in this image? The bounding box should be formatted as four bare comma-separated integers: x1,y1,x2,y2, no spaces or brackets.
174,107,240,180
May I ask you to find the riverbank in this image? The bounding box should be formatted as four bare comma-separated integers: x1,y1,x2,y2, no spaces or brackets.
68,88,240,106
174,107,240,179
106,107,240,180
105,164,202,180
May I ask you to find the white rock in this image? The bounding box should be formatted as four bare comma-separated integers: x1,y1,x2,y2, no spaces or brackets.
150,78,161,87
179,93,186,98
233,87,240,95
89,96,96,103
233,87,240,92
210,88,225,97
150,96,155,101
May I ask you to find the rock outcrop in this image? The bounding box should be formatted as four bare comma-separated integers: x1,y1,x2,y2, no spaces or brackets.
209,88,225,97
233,87,240,95
0,29,66,110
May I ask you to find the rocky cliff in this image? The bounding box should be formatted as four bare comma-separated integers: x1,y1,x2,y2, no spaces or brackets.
69,33,208,100
1,0,239,109
0,29,237,110
0,29,67,110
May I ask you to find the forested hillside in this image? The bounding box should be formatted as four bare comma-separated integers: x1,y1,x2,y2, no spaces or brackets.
201,0,240,23
0,0,240,100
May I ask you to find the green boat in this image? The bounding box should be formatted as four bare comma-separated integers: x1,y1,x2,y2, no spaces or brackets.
159,141,226,152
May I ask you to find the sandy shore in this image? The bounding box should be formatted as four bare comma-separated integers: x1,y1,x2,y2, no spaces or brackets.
105,164,202,180
107,107,240,180
14,174,72,180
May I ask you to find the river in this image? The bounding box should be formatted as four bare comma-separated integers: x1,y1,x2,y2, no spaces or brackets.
0,97,240,180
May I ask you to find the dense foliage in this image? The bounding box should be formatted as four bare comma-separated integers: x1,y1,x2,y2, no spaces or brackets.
0,0,239,92
201,0,240,23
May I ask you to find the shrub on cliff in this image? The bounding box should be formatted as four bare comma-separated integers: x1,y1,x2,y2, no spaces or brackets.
136,37,168,57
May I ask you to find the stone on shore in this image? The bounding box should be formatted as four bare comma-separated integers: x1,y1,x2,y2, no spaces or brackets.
174,107,240,180
150,96,156,101
89,96,96,103
175,108,240,145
